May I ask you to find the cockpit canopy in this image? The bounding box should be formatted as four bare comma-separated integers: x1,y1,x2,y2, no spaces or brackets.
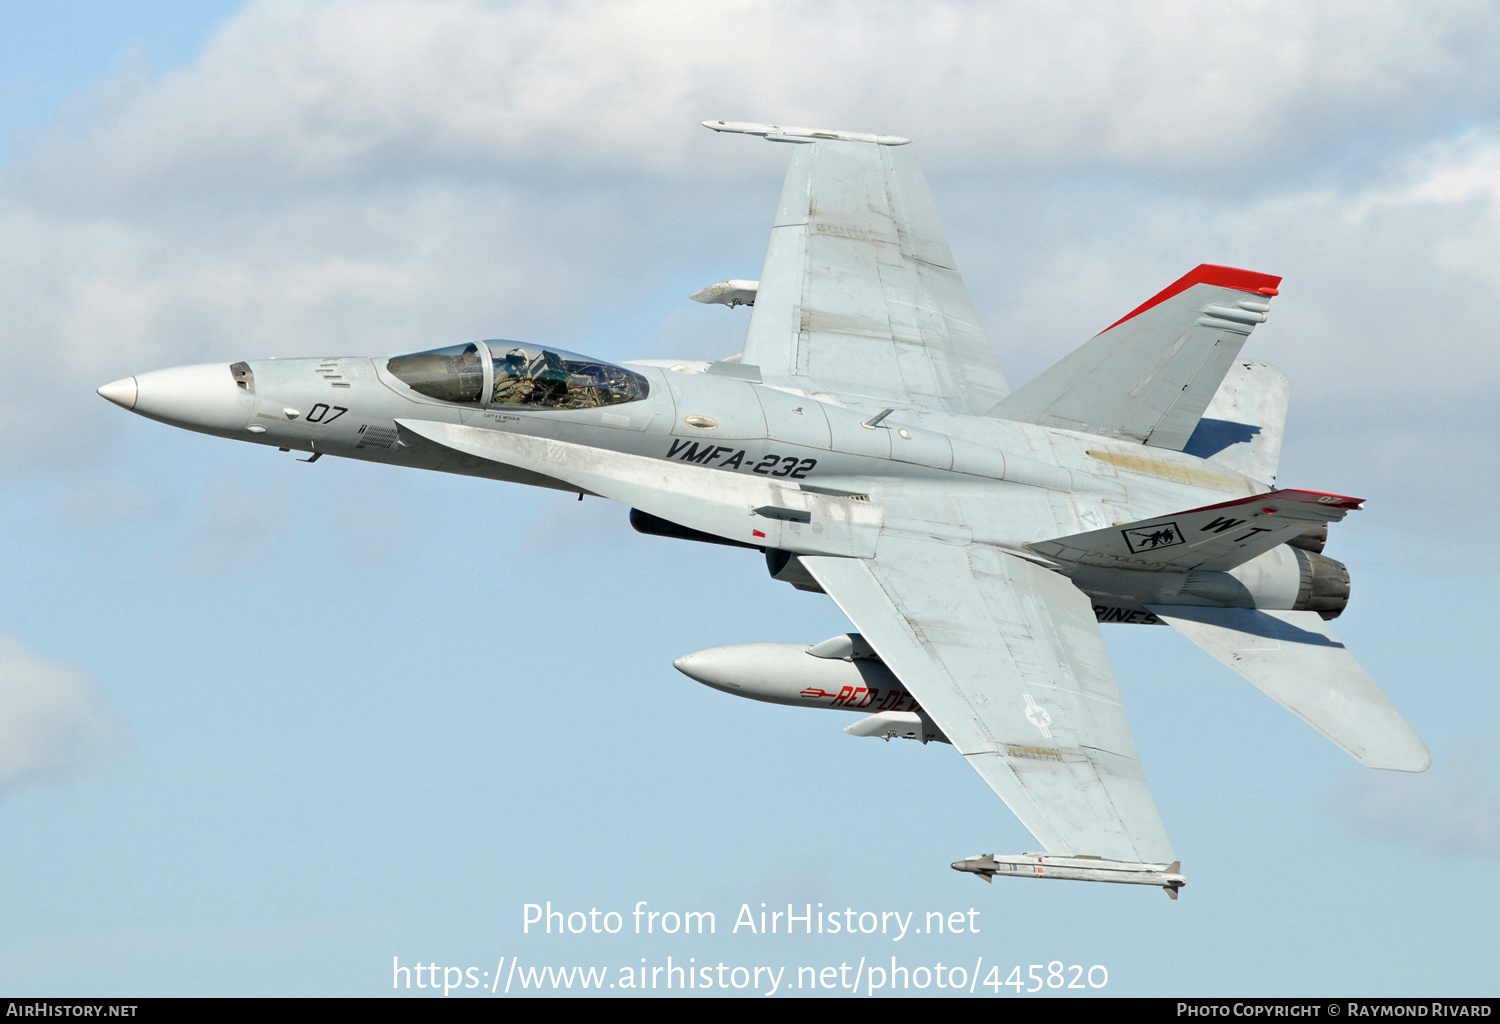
386,341,649,409
490,343,650,409
385,344,485,402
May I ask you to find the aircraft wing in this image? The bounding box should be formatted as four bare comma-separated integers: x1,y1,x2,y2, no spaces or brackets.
735,131,1010,414
800,538,1174,864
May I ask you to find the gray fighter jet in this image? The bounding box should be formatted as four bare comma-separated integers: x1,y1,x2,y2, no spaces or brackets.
98,121,1428,897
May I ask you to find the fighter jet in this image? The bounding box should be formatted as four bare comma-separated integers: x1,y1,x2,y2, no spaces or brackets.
98,121,1429,897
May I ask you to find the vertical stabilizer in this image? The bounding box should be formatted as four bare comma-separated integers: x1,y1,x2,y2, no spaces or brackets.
1184,360,1290,486
995,265,1280,449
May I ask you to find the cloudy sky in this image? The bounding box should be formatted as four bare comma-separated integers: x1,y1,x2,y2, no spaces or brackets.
2,0,1498,997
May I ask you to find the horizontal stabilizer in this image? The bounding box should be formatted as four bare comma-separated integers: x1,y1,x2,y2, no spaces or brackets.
1028,489,1361,572
996,265,1280,449
1148,606,1429,772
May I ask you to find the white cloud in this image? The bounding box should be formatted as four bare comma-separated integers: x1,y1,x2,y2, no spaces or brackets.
0,635,123,791
1353,133,1500,214
962,129,1500,400
12,0,1496,199
3,0,1500,474
0,178,656,464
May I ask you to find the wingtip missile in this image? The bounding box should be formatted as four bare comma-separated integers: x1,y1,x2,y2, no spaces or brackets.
701,120,911,146
952,853,1186,898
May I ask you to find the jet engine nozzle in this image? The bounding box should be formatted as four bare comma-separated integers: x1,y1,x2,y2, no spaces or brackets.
1295,549,1351,620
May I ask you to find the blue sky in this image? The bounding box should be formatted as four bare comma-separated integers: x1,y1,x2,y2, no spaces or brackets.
2,0,1498,997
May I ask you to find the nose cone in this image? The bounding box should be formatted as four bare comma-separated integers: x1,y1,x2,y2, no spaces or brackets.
672,647,747,692
97,377,138,410
675,653,708,683
99,363,252,434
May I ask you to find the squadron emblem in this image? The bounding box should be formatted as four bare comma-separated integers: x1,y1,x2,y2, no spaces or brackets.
1122,522,1185,553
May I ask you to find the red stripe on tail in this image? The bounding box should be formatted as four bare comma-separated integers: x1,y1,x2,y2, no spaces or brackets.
1101,264,1282,334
